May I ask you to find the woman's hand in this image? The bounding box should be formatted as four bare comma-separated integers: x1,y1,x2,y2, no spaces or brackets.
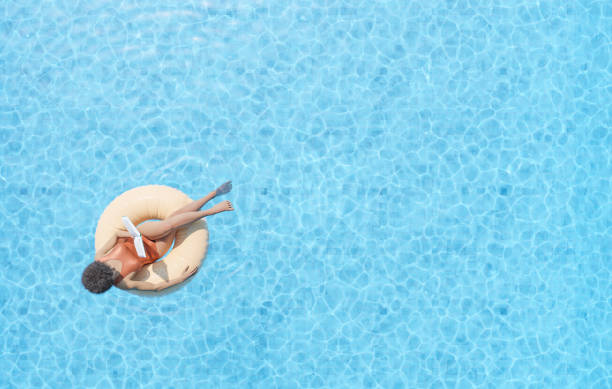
152,266,198,291
215,180,232,196
181,265,198,280
116,229,133,238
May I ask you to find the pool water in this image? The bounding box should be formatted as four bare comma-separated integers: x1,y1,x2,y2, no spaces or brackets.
1,0,610,388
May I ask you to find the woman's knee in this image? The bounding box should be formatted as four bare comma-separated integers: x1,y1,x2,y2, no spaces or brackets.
139,220,174,240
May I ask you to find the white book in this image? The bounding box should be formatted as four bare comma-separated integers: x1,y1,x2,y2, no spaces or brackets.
121,216,147,258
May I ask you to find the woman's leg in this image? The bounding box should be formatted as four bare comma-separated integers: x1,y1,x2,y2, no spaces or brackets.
138,200,234,240
167,181,232,218
168,190,217,218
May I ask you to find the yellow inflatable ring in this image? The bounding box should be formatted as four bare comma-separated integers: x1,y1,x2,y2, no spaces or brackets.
95,185,208,296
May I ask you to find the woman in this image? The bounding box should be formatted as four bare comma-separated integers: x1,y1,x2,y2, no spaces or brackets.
81,181,233,293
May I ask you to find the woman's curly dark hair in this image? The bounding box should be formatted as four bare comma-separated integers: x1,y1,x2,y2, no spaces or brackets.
82,261,116,293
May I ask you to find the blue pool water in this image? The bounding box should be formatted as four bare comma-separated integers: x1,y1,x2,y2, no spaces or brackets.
1,0,610,387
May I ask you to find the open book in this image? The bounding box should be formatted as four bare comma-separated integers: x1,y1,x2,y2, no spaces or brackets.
121,216,147,258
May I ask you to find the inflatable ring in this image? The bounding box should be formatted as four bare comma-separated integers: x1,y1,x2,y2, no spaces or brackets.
95,185,208,296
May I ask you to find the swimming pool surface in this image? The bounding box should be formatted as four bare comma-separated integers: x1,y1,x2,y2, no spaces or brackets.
1,0,610,388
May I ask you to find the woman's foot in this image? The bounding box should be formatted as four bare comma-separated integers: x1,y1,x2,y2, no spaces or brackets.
215,181,232,196
208,200,234,215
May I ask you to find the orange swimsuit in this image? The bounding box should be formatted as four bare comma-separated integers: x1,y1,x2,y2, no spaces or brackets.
97,236,161,284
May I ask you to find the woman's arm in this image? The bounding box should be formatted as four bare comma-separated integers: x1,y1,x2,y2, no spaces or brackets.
94,230,132,259
94,235,118,259
122,266,198,291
